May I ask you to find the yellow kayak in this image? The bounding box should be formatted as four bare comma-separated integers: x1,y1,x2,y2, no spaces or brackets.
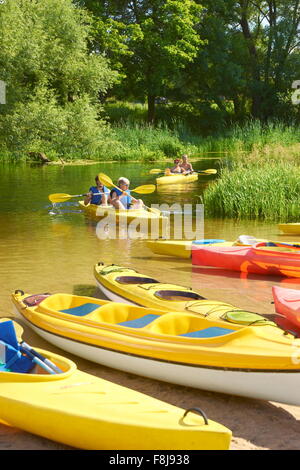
0,317,231,450
147,239,234,259
278,223,300,235
11,293,300,405
93,263,281,327
79,201,168,235
145,236,274,259
79,201,167,223
156,173,198,186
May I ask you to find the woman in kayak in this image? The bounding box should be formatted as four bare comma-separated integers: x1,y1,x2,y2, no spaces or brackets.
180,155,194,174
110,177,143,210
168,159,185,174
84,175,110,206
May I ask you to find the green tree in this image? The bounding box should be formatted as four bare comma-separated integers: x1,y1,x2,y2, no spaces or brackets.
178,0,300,125
0,0,116,157
80,0,203,122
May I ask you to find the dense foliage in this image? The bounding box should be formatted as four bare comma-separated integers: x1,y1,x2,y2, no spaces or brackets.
0,0,116,159
1,0,300,159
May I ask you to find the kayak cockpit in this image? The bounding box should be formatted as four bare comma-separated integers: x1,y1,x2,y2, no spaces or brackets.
154,290,205,302
115,276,159,285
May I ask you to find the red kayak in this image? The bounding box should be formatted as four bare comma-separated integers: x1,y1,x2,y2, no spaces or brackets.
272,286,300,327
192,242,300,278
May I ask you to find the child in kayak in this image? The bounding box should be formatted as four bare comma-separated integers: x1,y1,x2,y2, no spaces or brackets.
84,175,110,206
110,177,143,210
180,155,194,174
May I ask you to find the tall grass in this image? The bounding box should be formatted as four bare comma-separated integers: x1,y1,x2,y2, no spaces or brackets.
90,118,300,163
99,103,300,162
203,160,300,221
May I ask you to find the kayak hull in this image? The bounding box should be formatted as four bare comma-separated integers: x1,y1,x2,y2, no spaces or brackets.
278,223,300,235
192,243,300,278
272,286,300,328
12,294,300,406
146,239,231,259
156,173,198,186
93,264,281,332
146,237,269,259
1,319,231,450
79,201,168,236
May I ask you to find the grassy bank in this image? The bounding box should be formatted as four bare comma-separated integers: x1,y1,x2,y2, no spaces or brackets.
2,99,300,162
202,160,300,221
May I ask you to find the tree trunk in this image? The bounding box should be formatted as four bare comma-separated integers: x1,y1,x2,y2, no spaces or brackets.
147,94,156,124
239,3,262,118
28,152,50,164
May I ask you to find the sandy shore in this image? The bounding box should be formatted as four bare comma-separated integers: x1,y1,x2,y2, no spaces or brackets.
1,317,300,451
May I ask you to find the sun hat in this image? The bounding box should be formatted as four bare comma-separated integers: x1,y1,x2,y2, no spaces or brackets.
118,177,130,185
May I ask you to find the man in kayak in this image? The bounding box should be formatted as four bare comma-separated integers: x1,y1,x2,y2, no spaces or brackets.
180,155,194,174
83,175,110,206
110,177,143,210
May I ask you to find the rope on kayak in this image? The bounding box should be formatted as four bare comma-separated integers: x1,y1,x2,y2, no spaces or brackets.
97,264,138,276
185,302,233,316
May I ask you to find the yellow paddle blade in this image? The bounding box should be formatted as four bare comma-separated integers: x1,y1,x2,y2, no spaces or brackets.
98,173,115,188
149,169,163,174
48,193,72,203
132,184,156,194
200,169,217,174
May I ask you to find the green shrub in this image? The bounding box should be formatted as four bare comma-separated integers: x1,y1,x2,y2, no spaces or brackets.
203,160,300,221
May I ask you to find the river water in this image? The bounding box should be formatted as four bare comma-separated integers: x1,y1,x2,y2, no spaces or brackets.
1,160,300,450
1,160,299,317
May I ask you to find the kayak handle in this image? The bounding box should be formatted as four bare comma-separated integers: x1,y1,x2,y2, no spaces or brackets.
14,290,25,295
182,407,208,425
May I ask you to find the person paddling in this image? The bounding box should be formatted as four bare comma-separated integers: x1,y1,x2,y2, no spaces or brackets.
180,155,194,174
168,159,185,174
84,175,110,206
110,177,143,210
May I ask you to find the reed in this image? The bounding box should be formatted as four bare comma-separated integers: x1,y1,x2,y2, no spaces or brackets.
202,160,300,221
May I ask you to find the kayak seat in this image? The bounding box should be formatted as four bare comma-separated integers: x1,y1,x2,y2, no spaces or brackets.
180,327,234,338
118,314,160,328
60,303,102,317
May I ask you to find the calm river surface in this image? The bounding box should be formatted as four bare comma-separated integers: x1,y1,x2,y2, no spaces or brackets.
1,160,300,450
1,160,299,317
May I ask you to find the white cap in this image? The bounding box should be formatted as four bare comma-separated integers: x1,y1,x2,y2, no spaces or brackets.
118,177,130,185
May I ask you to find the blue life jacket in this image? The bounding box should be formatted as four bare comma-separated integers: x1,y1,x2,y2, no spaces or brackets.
111,187,132,209
90,186,109,205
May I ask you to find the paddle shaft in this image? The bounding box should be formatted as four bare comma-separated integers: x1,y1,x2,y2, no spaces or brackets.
19,345,56,374
21,341,62,373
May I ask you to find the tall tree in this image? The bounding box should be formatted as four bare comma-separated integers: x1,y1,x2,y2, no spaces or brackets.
181,0,300,122
0,0,116,156
80,0,203,122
